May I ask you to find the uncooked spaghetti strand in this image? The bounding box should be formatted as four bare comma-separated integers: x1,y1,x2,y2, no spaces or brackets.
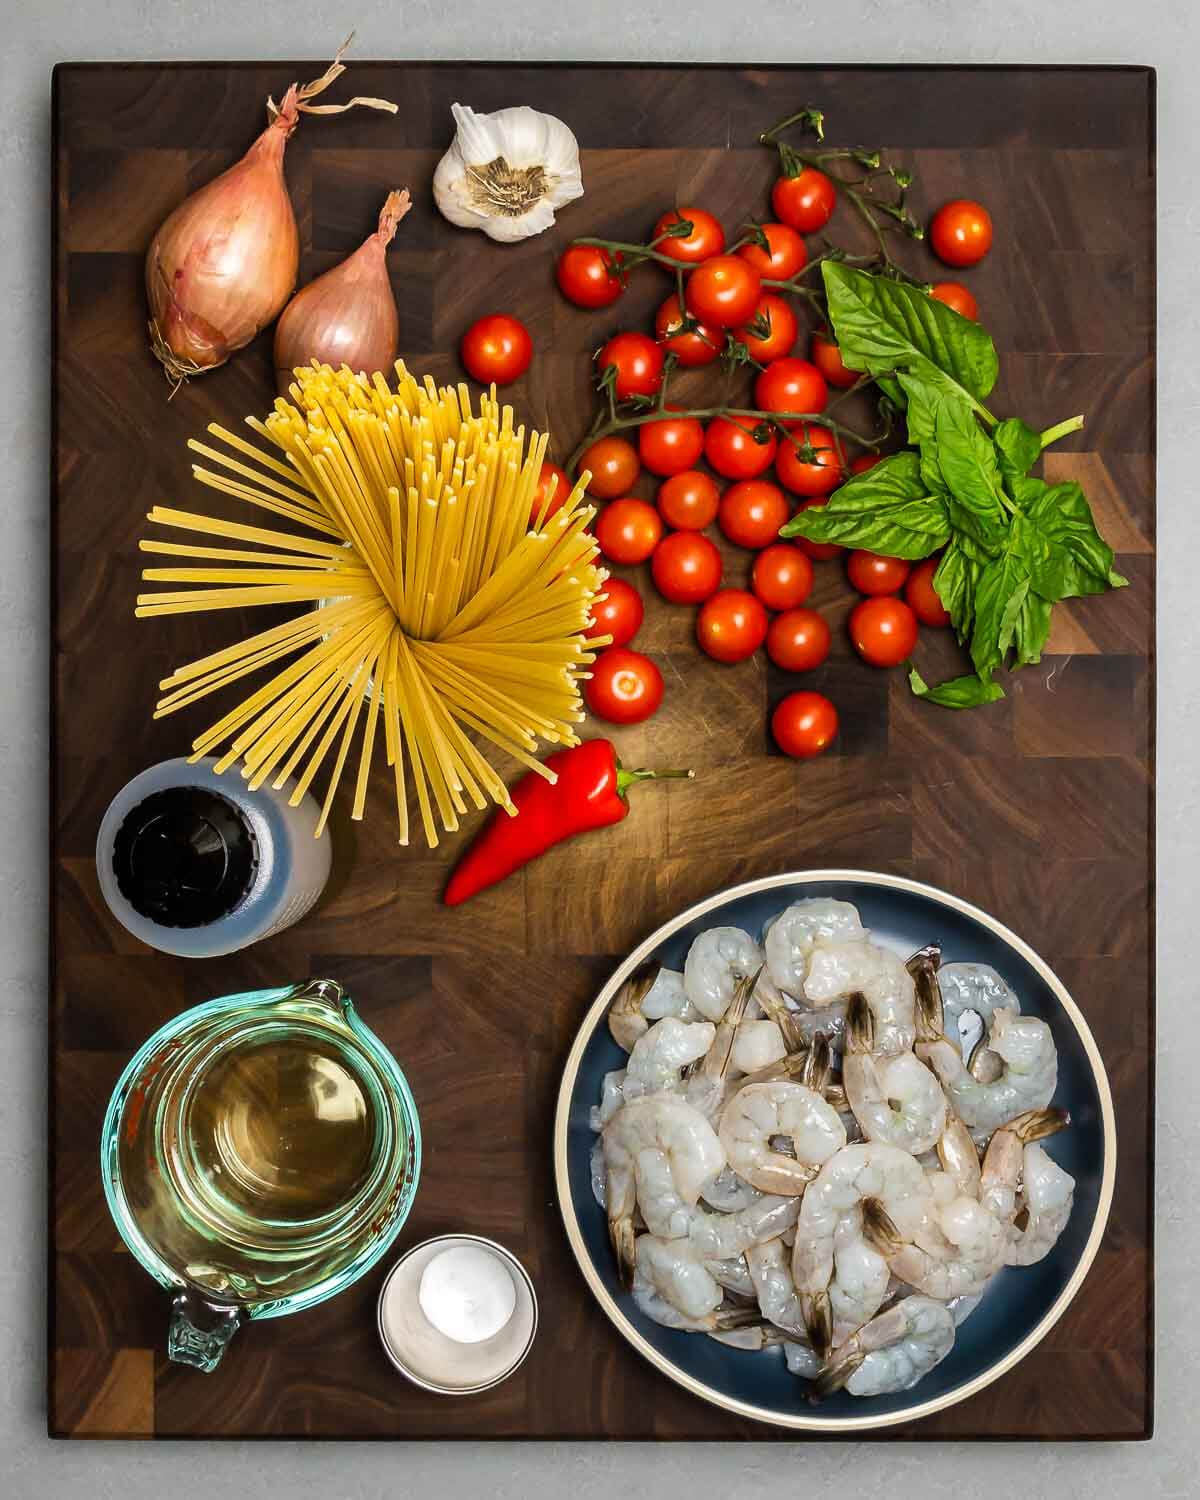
187,437,324,512
188,467,342,535
136,577,378,615
140,539,363,571
386,639,436,847
144,506,349,559
158,598,373,690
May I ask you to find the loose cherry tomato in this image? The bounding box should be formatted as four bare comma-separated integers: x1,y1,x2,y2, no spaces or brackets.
696,588,769,664
929,199,993,268
584,576,644,647
752,543,813,611
685,254,762,328
460,314,533,386
847,550,912,596
654,293,721,368
579,436,640,500
736,222,807,281
585,647,663,724
767,608,831,673
793,496,841,560
775,422,841,497
657,470,721,530
810,331,858,390
771,691,838,758
555,244,626,308
531,462,571,523
905,557,952,627
771,169,836,234
849,596,919,667
849,454,882,475
734,293,798,363
718,479,790,550
594,498,663,565
598,331,664,400
705,414,778,480
638,411,705,476
754,357,828,426
930,281,978,320
652,207,726,265
651,531,723,604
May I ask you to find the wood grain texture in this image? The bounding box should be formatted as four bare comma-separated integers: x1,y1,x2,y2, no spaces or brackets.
50,62,1154,1440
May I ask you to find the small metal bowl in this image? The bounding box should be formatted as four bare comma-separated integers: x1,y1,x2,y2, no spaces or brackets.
376,1234,537,1395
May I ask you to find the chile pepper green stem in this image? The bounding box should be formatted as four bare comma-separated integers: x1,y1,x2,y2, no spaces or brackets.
616,766,695,799
1039,414,1085,449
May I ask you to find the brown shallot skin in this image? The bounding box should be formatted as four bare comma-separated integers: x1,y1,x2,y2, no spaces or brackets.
274,189,410,394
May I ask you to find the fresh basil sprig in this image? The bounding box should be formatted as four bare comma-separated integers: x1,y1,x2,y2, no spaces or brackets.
780,263,1126,708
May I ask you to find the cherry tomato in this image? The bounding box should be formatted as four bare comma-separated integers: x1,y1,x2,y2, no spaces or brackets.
598,331,664,400
905,557,952,627
705,414,778,480
555,244,625,309
657,470,720,530
734,293,798,363
929,199,993,268
652,207,726,265
754,357,828,427
594,498,663,565
771,169,836,234
793,496,841,561
930,281,978,320
531,462,571,523
460,314,533,386
771,691,838,758
580,436,639,500
775,422,841,497
584,576,644,647
696,588,769,664
849,454,882,475
685,254,762,329
638,412,705,477
767,608,831,673
810,331,858,390
736,222,807,281
849,596,919,667
654,293,721,368
651,531,723,605
585,647,663,724
718,479,790,550
752,544,814,611
847,550,912,597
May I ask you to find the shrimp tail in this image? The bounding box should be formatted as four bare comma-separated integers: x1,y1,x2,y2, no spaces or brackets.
801,1029,834,1092
801,1290,833,1359
713,1306,765,1332
845,992,875,1054
1009,1106,1070,1143
861,1195,905,1256
609,1216,637,1290
811,1343,865,1400
908,943,944,1042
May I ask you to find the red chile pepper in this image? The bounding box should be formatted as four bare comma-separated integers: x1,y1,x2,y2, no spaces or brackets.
443,739,692,906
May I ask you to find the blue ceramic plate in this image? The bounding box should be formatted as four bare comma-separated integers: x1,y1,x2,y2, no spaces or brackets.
553,870,1115,1432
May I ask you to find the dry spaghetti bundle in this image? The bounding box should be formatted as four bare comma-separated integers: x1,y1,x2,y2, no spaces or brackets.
137,362,607,846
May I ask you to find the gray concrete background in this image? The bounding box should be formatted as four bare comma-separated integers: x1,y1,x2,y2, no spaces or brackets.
3,3,1191,1495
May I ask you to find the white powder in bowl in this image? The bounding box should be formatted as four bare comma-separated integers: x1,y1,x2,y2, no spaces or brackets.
417,1243,517,1344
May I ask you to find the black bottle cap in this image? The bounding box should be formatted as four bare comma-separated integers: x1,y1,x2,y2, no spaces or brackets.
111,786,258,929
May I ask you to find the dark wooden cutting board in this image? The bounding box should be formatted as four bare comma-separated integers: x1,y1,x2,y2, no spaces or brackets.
50,61,1154,1439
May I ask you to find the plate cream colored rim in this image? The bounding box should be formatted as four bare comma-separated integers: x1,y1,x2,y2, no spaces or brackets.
552,869,1117,1433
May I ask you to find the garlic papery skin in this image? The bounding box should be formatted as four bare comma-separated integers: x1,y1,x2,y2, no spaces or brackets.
433,103,584,243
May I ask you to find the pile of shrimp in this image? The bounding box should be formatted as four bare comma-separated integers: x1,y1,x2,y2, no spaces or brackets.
591,899,1075,1400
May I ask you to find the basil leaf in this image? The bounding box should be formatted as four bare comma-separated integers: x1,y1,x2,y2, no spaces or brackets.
779,452,950,559
932,540,978,644
971,544,1030,677
929,400,1009,554
993,417,1042,493
1014,591,1052,667
909,666,1006,709
896,371,944,449
1011,476,1127,599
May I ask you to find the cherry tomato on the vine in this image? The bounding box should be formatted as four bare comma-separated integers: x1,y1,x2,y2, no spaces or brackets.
652,207,726,265
847,550,911,597
905,558,952,627
638,411,705,476
598,331,664,400
657,470,721,531
810,331,859,390
930,281,978,320
585,647,663,725
655,293,721,368
766,608,832,673
752,543,814,612
734,293,798,364
929,199,993,268
685,254,762,328
771,691,838,758
793,496,842,561
736,222,807,281
531,462,571,524
754,357,828,427
555,244,626,309
705,414,778,480
775,422,841,497
651,531,723,605
460,314,533,386
584,576,644,648
718,479,790,550
849,596,919,667
848,454,882,475
771,168,836,234
580,436,639,500
696,588,769,664
594,498,663,565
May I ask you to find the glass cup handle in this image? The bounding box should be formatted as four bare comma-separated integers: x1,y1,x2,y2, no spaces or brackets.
168,1289,243,1373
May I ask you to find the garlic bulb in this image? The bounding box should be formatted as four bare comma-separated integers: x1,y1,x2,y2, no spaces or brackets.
433,103,583,243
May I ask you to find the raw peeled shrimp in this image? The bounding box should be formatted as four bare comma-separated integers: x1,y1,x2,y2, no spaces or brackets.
590,1015,716,1129
783,1339,823,1379
842,992,947,1156
631,1264,758,1334
684,927,764,1021
635,1234,725,1320
685,1194,801,1260
979,1106,1073,1266
746,1235,808,1337
685,969,756,1119
803,939,916,1056
940,960,1020,1053
704,1254,757,1298
827,1205,892,1346
731,1019,788,1076
719,1081,846,1195
700,1164,763,1214
937,1116,982,1199
917,991,1058,1133
608,961,696,1051
887,1189,1007,1299
815,1296,956,1398
763,898,866,997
